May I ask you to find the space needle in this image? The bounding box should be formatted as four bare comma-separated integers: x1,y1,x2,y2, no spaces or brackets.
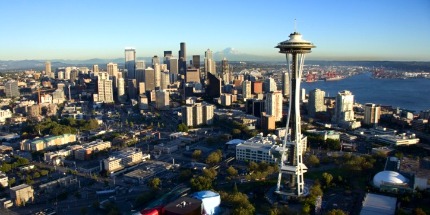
275,31,315,197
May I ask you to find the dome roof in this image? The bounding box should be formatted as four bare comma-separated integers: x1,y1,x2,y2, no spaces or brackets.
373,171,408,188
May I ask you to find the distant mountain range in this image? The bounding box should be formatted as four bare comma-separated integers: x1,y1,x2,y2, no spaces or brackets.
1,48,429,72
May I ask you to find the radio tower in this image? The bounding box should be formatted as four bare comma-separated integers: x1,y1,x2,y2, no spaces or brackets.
275,31,315,197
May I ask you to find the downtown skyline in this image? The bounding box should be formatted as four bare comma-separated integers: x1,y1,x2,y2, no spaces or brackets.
0,0,429,61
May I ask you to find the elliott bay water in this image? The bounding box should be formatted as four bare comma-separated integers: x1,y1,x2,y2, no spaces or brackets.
302,72,430,112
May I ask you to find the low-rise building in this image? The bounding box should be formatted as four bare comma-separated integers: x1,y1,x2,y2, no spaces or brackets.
9,184,34,206
0,173,8,187
236,133,281,164
375,133,419,146
101,148,150,174
20,134,77,151
74,140,111,160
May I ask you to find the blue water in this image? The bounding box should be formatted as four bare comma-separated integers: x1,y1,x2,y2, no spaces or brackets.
302,73,430,112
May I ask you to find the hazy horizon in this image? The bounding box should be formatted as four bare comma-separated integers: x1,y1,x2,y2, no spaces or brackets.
1,0,429,61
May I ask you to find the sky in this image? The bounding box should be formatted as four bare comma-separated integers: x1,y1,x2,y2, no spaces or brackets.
0,0,429,61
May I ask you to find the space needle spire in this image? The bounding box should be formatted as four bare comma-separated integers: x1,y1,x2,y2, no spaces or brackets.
275,31,315,197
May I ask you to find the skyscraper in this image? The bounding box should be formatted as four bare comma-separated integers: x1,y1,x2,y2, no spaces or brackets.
169,58,179,82
154,63,161,88
179,42,187,75
264,77,277,93
221,58,232,84
136,60,145,70
144,67,155,91
160,71,170,90
333,90,355,124
125,48,136,79
164,51,172,70
265,91,283,122
204,49,216,74
242,80,252,100
282,72,289,97
276,31,315,197
4,80,20,98
93,65,99,75
117,77,126,103
364,103,381,126
127,79,137,100
107,63,118,77
186,68,200,83
152,56,160,67
308,88,326,117
155,90,170,110
96,72,114,103
45,61,53,78
192,55,200,69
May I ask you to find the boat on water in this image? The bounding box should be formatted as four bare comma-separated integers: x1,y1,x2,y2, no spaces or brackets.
324,76,344,81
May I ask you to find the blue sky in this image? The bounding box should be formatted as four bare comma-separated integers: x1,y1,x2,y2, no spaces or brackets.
0,0,429,61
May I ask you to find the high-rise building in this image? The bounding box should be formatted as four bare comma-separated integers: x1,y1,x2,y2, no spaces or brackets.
45,61,53,78
181,103,215,127
127,79,137,100
107,63,118,77
125,48,136,79
364,103,381,126
160,71,170,90
155,90,170,110
135,67,145,86
282,72,289,97
144,67,155,91
65,67,71,80
164,51,172,70
4,80,20,98
96,72,114,103
333,90,355,124
179,42,187,75
152,56,160,67
186,68,200,83
136,60,145,70
138,82,146,95
192,55,200,69
169,58,179,83
154,64,161,88
221,58,232,84
93,64,99,74
264,77,277,93
308,88,326,117
242,80,252,100
204,49,216,74
265,91,283,122
206,72,221,98
117,77,126,103
252,81,263,94
276,31,315,197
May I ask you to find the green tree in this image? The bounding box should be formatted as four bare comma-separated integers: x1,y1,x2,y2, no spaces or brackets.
148,177,161,190
206,150,222,165
192,149,202,160
202,168,218,179
227,166,238,177
177,123,189,132
80,207,88,215
231,129,241,137
248,161,259,172
322,172,333,187
308,155,320,167
326,138,341,150
325,209,347,215
40,170,49,176
190,176,213,191
412,208,427,215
